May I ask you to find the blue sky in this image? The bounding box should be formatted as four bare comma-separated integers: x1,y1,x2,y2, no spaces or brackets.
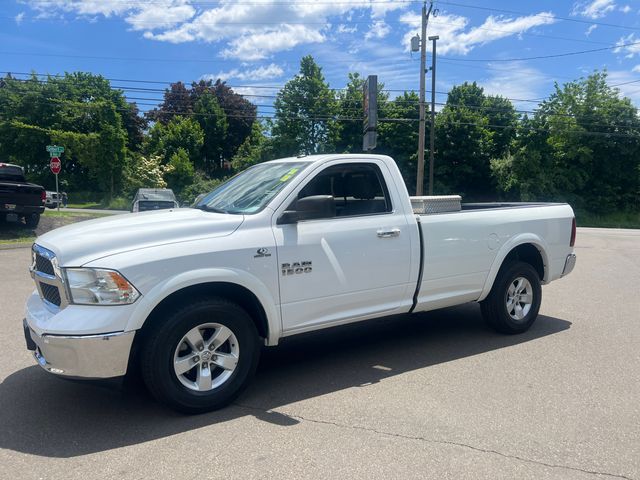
2,0,640,114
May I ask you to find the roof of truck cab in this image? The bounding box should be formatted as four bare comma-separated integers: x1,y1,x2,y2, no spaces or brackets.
264,154,393,164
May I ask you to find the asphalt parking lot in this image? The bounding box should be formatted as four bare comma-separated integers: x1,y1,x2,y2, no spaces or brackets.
0,227,638,480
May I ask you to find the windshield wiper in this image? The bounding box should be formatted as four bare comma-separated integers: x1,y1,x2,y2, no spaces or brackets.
194,204,228,214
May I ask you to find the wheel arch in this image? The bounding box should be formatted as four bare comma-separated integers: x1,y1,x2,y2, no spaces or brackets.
125,268,281,346
478,235,549,302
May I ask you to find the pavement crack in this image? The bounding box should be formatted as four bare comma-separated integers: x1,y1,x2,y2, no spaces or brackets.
234,403,634,480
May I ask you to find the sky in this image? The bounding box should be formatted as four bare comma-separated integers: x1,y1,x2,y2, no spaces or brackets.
1,0,640,115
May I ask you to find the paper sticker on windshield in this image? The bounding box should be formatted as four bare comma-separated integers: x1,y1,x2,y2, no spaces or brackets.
279,168,299,182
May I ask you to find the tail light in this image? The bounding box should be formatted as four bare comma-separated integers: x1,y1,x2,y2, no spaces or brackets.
41,190,46,204
570,217,576,247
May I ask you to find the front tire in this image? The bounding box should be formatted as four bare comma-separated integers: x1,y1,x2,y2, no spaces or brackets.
481,261,542,334
140,298,261,414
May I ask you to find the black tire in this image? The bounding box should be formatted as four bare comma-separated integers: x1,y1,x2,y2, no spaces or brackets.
140,297,261,414
480,261,542,334
24,213,40,228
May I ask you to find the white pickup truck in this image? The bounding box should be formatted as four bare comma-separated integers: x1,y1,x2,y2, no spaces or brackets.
23,154,576,413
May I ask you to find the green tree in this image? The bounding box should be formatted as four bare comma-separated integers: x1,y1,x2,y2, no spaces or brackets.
334,72,389,154
193,91,227,175
271,56,338,156
376,92,420,193
231,121,272,171
0,72,131,199
434,82,496,198
206,79,257,159
124,153,169,195
165,147,195,199
492,71,640,212
483,95,518,159
148,81,192,124
145,116,204,166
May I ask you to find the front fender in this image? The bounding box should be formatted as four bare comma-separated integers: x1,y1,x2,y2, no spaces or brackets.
124,268,281,345
477,233,550,302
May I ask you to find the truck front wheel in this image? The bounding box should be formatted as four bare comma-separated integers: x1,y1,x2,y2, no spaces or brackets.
140,298,261,414
480,261,542,334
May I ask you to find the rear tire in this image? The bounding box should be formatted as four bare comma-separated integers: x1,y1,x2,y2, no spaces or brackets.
140,297,261,414
481,261,542,334
24,213,40,228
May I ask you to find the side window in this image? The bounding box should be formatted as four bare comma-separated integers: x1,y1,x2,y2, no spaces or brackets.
297,163,392,217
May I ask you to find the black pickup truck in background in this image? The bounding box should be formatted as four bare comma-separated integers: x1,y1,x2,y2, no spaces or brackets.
0,163,45,228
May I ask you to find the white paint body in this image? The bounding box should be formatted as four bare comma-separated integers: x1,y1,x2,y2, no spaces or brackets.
25,154,576,376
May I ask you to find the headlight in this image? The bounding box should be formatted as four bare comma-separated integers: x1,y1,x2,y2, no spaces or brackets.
65,268,140,305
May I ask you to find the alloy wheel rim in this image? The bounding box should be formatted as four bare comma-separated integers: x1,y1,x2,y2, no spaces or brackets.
173,322,240,392
505,277,533,321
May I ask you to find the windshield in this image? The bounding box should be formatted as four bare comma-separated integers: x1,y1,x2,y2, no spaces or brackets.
136,189,175,201
0,166,26,183
195,162,309,214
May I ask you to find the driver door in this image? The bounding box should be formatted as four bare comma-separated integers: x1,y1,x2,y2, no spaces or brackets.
273,160,413,334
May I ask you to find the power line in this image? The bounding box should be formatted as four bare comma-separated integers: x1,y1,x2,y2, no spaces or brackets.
5,72,639,126
3,87,639,135
440,40,640,63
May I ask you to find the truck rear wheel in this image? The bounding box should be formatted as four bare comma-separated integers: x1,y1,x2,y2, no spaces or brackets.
24,213,40,228
480,261,542,334
140,298,261,414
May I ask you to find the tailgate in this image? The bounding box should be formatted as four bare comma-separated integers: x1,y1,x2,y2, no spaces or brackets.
0,182,42,209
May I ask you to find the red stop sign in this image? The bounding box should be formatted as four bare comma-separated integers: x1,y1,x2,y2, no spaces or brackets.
50,157,61,175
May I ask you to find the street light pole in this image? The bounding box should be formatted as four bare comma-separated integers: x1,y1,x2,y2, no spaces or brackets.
415,1,433,196
428,35,439,196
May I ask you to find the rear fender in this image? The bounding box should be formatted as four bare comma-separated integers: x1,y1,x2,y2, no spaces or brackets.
478,233,550,302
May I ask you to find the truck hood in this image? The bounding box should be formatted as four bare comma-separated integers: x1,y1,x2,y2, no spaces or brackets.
36,208,244,266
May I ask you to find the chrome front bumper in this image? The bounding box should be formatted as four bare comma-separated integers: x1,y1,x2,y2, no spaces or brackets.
23,319,135,378
562,253,577,277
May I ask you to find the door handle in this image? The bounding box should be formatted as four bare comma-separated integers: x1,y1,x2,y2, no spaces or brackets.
377,228,401,238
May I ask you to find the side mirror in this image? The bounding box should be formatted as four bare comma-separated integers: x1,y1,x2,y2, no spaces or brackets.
277,195,335,225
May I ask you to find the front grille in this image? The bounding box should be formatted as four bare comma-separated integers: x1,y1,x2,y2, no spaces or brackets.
31,244,67,310
35,254,55,276
40,283,61,306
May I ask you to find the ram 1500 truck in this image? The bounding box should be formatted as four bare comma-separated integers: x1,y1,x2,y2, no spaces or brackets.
1,163,45,227
23,154,577,413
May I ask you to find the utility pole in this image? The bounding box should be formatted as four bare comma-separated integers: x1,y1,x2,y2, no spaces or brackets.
428,35,439,196
414,1,434,196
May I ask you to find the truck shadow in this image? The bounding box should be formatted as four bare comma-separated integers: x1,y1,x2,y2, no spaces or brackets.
0,304,570,458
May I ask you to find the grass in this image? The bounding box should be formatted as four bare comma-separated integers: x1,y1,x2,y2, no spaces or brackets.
67,202,101,209
0,228,36,244
0,210,110,245
43,210,109,218
65,197,130,210
575,210,640,229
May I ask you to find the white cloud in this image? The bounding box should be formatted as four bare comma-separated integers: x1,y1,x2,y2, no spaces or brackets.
337,24,358,34
400,11,556,56
222,25,326,61
23,0,130,17
607,70,640,106
365,21,391,40
585,24,598,36
15,12,25,25
481,62,547,108
209,63,285,82
125,2,195,31
620,5,632,13
572,0,617,19
633,65,640,73
614,33,640,58
21,0,411,61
